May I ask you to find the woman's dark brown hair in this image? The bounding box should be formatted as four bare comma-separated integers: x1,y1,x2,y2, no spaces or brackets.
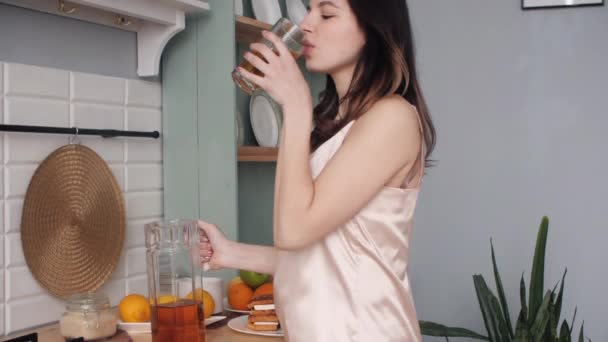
310,0,436,167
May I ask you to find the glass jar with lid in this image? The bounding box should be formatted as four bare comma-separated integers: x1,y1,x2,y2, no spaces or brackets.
59,292,118,341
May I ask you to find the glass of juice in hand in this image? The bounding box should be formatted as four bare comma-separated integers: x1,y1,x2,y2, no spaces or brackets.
232,17,305,94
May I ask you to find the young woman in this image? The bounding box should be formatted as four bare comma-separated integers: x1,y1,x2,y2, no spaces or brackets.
199,0,435,340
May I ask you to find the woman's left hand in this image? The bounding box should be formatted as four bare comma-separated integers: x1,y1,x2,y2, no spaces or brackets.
237,31,312,115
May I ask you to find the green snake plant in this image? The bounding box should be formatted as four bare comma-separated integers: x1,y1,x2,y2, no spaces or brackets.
418,217,591,342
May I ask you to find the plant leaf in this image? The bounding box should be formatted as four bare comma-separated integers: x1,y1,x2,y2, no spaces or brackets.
547,292,558,340
515,309,532,342
529,216,549,324
559,320,571,342
474,275,511,342
474,275,500,341
489,296,511,342
491,239,514,338
419,321,489,340
555,268,567,321
578,321,584,342
520,272,528,323
570,307,578,330
530,290,552,342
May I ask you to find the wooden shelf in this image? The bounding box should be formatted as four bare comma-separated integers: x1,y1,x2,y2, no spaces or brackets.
235,15,272,44
238,146,278,162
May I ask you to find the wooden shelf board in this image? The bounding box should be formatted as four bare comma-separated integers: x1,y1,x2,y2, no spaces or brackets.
235,15,272,44
238,146,277,162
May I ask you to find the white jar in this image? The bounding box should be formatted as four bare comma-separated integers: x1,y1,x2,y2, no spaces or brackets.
60,292,117,341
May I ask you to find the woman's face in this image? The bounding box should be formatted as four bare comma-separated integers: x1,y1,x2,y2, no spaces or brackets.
300,0,366,74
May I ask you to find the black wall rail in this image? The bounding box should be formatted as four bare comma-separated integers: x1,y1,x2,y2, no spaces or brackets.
0,124,160,139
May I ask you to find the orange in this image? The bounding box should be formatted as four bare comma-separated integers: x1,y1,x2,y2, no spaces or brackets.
119,294,151,323
186,288,215,319
227,283,254,311
253,282,273,298
149,295,177,305
226,276,244,293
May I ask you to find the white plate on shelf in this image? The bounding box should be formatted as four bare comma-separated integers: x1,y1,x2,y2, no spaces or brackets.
234,0,243,16
227,315,284,337
118,316,226,334
250,90,282,148
286,0,307,25
223,297,249,314
251,0,282,25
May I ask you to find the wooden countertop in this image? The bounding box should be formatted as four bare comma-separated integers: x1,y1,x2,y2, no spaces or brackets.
2,312,284,342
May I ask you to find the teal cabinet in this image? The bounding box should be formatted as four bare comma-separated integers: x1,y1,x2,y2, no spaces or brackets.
162,0,238,280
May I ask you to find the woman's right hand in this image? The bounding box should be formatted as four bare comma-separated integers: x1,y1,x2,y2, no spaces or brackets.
198,220,232,271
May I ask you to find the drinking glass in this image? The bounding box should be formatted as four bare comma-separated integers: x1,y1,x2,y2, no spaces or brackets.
232,17,305,94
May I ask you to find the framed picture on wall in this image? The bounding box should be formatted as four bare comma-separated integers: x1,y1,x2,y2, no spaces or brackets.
522,0,604,9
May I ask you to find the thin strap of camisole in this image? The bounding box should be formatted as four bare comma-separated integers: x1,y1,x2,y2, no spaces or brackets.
403,105,426,189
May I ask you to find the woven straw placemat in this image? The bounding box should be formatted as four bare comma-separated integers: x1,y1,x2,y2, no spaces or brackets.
21,144,126,299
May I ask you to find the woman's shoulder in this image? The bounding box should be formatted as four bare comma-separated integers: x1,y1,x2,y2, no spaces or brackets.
350,95,420,137
370,94,417,117
341,95,421,166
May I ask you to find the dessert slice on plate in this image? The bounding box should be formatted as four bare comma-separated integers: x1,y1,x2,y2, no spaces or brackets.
246,294,280,331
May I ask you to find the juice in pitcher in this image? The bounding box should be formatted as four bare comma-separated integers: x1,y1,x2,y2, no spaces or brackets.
151,300,204,342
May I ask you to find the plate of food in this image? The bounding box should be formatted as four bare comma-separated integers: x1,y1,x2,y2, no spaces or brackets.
227,293,282,337
228,315,283,337
223,297,250,314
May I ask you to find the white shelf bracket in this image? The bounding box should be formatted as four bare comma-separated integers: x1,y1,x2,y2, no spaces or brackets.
137,11,185,77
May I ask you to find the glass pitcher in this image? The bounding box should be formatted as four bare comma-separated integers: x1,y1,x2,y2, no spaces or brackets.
145,219,207,342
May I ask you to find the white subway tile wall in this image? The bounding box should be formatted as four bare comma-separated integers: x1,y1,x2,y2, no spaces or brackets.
0,272,4,300
0,306,3,337
125,275,148,298
0,61,163,335
0,235,4,267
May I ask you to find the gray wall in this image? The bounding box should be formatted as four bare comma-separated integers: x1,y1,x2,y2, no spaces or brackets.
0,3,137,79
408,1,607,340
